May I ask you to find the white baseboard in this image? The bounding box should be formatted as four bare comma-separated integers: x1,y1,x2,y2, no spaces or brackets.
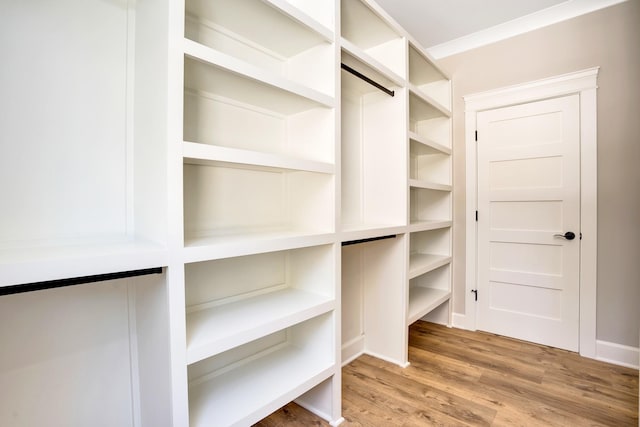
596,340,639,369
452,312,474,331
445,315,638,369
341,336,364,367
364,350,410,368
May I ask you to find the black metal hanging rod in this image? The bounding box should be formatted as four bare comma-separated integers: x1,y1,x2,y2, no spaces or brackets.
341,63,395,97
342,234,396,247
0,267,163,296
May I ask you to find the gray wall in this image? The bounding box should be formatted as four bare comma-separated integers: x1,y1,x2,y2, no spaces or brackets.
438,0,640,347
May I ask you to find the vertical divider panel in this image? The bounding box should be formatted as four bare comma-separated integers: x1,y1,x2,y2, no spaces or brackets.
362,234,409,367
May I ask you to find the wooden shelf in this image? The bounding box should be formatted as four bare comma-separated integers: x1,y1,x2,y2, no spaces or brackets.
189,346,333,427
409,131,451,155
410,186,452,227
186,0,333,49
408,43,451,110
409,143,452,187
187,288,334,364
339,224,406,243
183,142,335,175
188,313,335,427
407,287,451,325
408,220,452,233
184,40,334,112
183,41,336,165
409,87,451,120
183,159,334,259
0,238,166,288
409,254,452,280
183,230,336,263
184,0,335,97
341,0,405,79
259,0,334,40
409,179,452,192
341,38,405,90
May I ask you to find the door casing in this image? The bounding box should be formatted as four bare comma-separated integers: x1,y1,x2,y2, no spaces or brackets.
462,68,599,358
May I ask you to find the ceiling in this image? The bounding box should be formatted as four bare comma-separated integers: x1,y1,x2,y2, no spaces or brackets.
373,0,623,58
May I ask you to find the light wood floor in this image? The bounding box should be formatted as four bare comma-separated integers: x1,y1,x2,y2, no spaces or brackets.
256,321,639,426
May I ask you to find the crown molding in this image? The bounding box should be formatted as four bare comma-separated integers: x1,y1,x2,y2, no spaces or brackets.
427,0,628,59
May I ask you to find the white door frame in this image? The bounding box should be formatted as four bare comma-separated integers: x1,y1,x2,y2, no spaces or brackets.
463,68,599,358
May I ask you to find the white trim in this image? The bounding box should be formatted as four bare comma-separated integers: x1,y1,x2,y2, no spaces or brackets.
464,110,478,331
451,312,471,330
464,68,599,359
464,67,600,111
427,0,628,59
126,280,142,427
579,87,598,358
596,340,640,369
364,351,411,369
341,336,364,367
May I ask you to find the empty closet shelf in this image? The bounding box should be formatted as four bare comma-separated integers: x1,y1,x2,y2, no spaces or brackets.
0,239,167,288
186,288,335,364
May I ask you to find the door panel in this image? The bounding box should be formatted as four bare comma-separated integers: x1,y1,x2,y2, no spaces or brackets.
477,95,580,351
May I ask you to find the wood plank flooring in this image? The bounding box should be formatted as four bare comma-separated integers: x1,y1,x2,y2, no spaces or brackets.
256,321,639,426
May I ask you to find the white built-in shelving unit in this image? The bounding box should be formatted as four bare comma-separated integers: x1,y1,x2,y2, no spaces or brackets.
1,0,450,425
406,40,453,328
339,0,453,368
180,0,342,425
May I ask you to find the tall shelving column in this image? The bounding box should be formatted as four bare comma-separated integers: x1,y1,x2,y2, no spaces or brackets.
0,0,176,426
339,0,410,368
178,0,343,425
338,0,454,370
406,42,453,327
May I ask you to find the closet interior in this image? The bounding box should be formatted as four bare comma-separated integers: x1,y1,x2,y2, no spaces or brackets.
0,0,451,426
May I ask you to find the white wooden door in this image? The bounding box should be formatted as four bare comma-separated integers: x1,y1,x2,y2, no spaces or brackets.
476,95,580,351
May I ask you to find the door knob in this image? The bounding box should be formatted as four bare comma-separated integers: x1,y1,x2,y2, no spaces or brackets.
554,231,576,240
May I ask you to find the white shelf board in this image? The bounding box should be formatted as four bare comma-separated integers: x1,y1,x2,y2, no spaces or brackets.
189,344,334,427
264,0,334,42
408,220,452,234
0,237,167,287
341,0,402,51
409,131,451,155
409,254,452,280
182,142,334,175
187,288,334,364
409,87,451,121
408,43,449,83
409,83,450,116
407,287,451,325
339,224,406,244
183,230,337,263
340,38,405,88
408,179,452,192
186,0,333,57
184,39,335,114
